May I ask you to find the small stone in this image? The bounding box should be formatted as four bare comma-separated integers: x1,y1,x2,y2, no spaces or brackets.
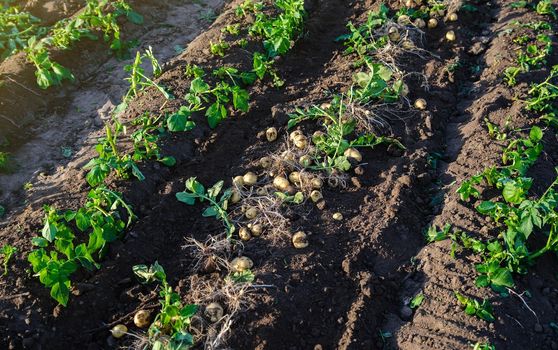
314,345,323,350
398,175,412,187
534,323,543,333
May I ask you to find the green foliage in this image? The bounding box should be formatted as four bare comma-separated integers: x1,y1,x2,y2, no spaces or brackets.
134,262,198,350
176,178,235,237
425,223,451,243
526,65,558,127
454,291,495,322
0,6,46,61
123,47,171,103
0,151,15,173
25,39,74,89
472,343,496,350
209,40,230,57
409,293,424,309
29,187,134,306
1,244,16,276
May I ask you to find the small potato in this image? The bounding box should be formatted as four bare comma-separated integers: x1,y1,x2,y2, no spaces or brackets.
239,227,252,241
245,207,258,219
320,102,331,110
414,18,426,28
233,176,244,187
310,190,323,203
328,177,339,188
292,231,309,249
299,155,312,167
266,127,278,142
311,178,323,189
445,30,456,41
404,0,414,8
134,310,151,328
289,130,303,141
401,40,414,50
243,172,258,186
231,256,253,272
111,324,128,338
333,212,343,221
344,148,362,162
388,27,400,42
312,130,325,139
427,18,438,29
273,176,291,191
293,135,308,149
205,302,224,323
397,15,411,25
448,13,458,22
260,156,272,168
256,187,267,196
230,189,241,204
414,98,427,110
289,171,301,184
250,224,263,237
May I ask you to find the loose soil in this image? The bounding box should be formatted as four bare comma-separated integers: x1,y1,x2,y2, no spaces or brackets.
1,0,557,349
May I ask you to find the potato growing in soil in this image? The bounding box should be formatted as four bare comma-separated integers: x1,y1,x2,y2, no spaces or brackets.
401,40,414,50
299,155,312,167
273,176,291,191
230,189,241,203
414,98,427,110
289,130,302,141
414,18,425,28
427,18,438,28
397,15,411,25
233,175,244,187
205,302,224,323
245,207,258,219
260,156,271,168
256,187,267,196
293,134,308,149
333,212,343,221
310,190,323,203
266,127,278,142
448,13,458,22
445,30,456,41
292,231,309,248
243,172,258,186
231,256,253,272
239,227,252,241
388,27,400,42
289,171,301,184
311,178,323,189
111,324,127,338
344,148,362,162
250,224,263,237
133,310,151,328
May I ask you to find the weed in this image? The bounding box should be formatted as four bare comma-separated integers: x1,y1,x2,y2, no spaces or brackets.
210,40,230,57
409,293,424,309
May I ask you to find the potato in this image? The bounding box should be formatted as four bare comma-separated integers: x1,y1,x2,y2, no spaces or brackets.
239,227,251,241
292,231,309,249
273,176,291,191
401,40,414,50
414,98,427,110
289,130,302,141
397,15,411,25
231,256,253,272
427,18,438,29
230,189,241,204
388,27,400,42
299,155,312,167
293,135,308,149
311,177,323,189
289,171,301,184
310,190,323,203
111,324,128,338
266,127,278,142
414,18,426,28
256,187,267,196
260,156,272,168
445,30,456,41
205,302,224,323
448,13,458,22
243,172,258,186
245,207,258,219
344,148,362,162
328,177,339,188
333,212,343,221
134,310,151,328
233,175,244,187
250,224,263,237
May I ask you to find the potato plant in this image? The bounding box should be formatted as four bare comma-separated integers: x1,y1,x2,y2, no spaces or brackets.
1,244,16,276
28,186,135,306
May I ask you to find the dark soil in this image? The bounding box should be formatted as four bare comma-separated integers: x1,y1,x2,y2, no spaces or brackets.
1,0,557,349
